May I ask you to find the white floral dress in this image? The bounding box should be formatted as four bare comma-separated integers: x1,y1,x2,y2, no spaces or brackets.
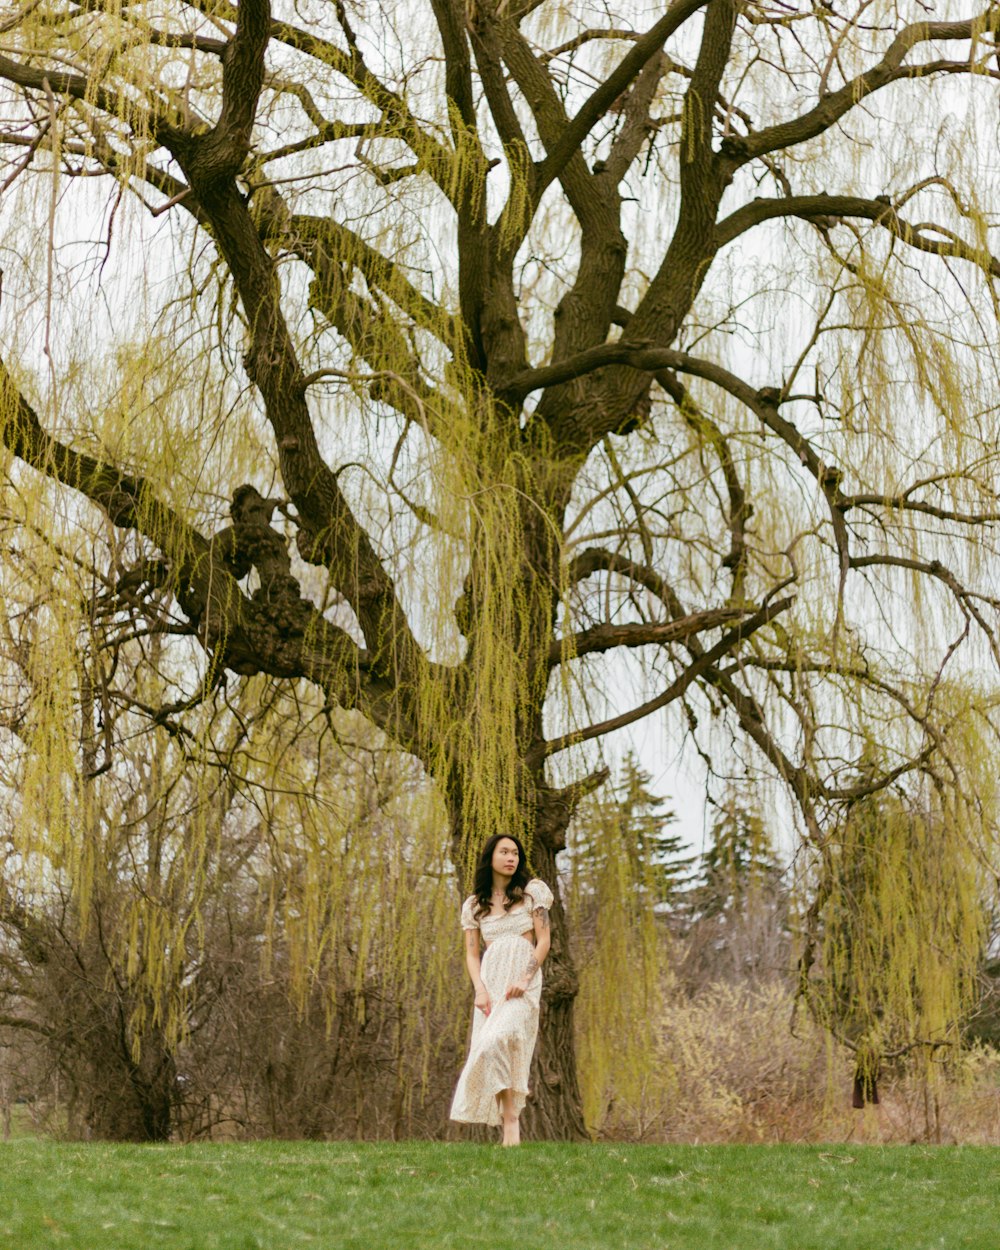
450,878,554,1127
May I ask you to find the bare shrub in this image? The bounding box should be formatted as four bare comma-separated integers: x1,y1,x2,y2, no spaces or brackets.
174,896,464,1141
589,980,1000,1145
0,888,178,1141
653,981,834,1142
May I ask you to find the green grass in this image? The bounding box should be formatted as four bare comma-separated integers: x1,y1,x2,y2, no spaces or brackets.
0,1140,997,1249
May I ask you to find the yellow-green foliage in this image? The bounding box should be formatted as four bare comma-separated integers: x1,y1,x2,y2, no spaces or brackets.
808,757,991,1071
0,449,463,1071
563,791,673,1137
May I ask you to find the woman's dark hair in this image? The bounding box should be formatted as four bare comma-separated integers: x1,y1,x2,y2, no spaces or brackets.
472,834,531,919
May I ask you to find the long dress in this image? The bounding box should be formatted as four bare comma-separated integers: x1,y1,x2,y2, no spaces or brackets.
449,878,554,1127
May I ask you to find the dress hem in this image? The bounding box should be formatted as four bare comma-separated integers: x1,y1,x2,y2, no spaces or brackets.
449,1084,531,1126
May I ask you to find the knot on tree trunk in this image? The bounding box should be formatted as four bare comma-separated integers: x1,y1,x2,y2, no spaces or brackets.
212,486,297,598
201,485,314,672
541,954,579,1004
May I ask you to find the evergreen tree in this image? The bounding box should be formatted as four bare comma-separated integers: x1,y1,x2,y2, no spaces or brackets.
692,801,784,921
676,799,790,986
616,752,695,909
568,752,693,911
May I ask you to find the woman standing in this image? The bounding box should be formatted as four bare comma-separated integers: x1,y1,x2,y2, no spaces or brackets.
449,834,553,1145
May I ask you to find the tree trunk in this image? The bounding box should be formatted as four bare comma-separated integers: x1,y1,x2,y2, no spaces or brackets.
82,1022,176,1142
521,836,587,1141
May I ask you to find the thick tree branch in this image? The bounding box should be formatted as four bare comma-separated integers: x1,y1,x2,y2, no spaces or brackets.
427,0,494,367
539,28,641,65
152,152,427,688
568,546,686,616
500,341,726,403
0,359,212,570
0,362,401,725
533,0,709,199
468,14,531,157
251,192,456,349
490,16,595,234
143,27,228,55
733,11,1000,166
601,50,672,185
169,0,269,181
715,194,1000,277
181,0,460,200
843,489,1000,526
430,0,477,133
552,606,749,667
546,0,738,449
0,54,160,137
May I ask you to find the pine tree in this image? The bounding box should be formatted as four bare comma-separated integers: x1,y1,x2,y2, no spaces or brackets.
616,752,695,909
567,752,693,911
693,801,784,921
677,799,789,986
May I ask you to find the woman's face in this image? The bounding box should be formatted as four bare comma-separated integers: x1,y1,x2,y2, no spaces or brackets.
492,838,521,878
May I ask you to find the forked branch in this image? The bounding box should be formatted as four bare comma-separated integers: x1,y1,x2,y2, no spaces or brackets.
537,595,793,762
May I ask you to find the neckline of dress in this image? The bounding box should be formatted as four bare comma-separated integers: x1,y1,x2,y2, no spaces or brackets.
486,899,526,917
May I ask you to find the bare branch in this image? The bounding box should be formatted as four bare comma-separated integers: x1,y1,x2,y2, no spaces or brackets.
0,1014,53,1037
732,11,1000,166
537,595,794,761
715,194,1000,278
567,546,687,616
553,606,749,666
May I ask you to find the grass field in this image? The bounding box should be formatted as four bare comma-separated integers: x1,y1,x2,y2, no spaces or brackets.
0,1139,997,1250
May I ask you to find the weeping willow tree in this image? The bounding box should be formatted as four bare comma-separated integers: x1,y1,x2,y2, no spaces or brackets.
2,0,1000,1138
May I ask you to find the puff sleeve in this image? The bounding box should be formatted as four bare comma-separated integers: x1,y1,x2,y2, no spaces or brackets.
460,895,479,931
525,879,554,912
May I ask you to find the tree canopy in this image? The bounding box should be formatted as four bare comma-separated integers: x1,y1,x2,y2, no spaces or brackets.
2,0,1000,1136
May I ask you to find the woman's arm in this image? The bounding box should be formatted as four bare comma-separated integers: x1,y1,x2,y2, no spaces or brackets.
530,903,551,971
465,928,491,1016
505,904,551,999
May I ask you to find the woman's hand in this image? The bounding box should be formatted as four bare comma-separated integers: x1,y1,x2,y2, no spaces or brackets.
506,950,539,999
474,987,492,1016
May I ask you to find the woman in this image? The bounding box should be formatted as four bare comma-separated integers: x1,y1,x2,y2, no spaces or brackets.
449,834,553,1146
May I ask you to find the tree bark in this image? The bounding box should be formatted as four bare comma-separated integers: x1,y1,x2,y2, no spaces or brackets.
521,835,587,1141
